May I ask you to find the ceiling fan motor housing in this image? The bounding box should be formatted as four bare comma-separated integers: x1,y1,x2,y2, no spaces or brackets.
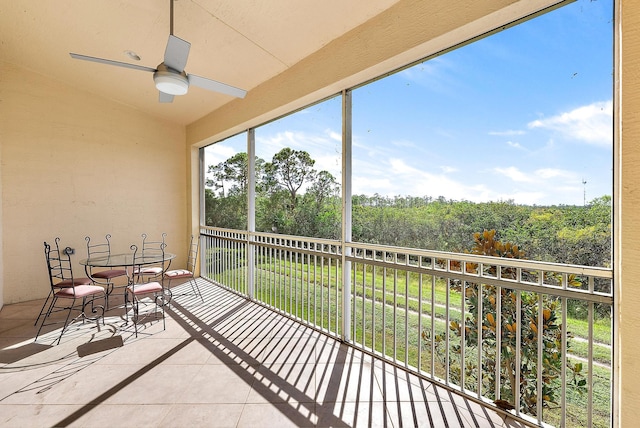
153,63,189,95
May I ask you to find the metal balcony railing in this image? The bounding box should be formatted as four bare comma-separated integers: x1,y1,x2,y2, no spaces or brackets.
201,226,613,428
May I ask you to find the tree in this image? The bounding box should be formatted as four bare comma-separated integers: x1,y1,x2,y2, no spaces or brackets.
206,153,265,197
425,230,585,416
264,148,316,210
307,170,339,208
205,188,247,229
299,170,341,238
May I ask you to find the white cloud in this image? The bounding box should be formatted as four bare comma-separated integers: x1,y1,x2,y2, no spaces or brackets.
256,128,341,160
391,140,418,149
527,100,612,146
534,168,576,180
494,166,578,184
493,166,535,183
352,176,394,193
347,153,589,205
440,166,457,173
314,153,342,178
506,141,524,149
205,143,237,166
353,158,495,202
326,129,341,142
489,130,526,136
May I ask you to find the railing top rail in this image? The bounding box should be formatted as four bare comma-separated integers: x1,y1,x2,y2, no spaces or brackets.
251,230,341,247
201,226,612,280
200,225,246,234
201,226,341,248
348,240,612,279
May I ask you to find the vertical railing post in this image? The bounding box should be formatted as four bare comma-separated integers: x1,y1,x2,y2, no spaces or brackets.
341,89,352,342
247,129,256,299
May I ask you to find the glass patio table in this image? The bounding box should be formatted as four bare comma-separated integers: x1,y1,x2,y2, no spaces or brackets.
79,252,176,307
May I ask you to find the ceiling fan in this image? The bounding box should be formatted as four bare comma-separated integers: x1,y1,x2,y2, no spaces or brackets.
69,0,246,102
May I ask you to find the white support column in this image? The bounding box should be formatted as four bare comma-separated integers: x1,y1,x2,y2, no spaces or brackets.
341,90,353,342
247,129,256,299
198,147,205,278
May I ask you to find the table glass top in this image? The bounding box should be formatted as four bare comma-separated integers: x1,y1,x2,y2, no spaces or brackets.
79,252,176,267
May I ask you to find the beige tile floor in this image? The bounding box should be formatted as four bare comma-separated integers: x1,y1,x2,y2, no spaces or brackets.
0,280,529,428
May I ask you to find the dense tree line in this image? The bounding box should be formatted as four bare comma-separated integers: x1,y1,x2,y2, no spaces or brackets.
352,194,611,267
205,149,341,238
205,150,611,268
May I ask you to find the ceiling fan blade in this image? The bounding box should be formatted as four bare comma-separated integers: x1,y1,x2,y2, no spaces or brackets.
159,92,174,103
188,74,247,98
164,35,190,72
69,53,157,73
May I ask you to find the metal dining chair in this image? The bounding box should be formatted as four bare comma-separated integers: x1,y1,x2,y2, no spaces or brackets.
35,238,106,344
134,233,169,281
163,234,203,301
85,234,127,309
125,243,167,337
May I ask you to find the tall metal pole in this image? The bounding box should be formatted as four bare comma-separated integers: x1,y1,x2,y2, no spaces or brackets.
169,0,174,35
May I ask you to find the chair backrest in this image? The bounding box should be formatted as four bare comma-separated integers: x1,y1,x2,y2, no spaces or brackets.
186,235,199,272
131,242,167,283
85,234,114,259
44,237,74,287
141,232,167,255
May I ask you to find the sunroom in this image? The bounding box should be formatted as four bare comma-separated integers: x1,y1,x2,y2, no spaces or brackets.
1,0,637,427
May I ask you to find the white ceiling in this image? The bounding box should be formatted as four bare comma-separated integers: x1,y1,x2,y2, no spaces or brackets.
1,0,401,125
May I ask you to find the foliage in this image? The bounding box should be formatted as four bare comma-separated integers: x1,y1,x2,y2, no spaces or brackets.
424,230,586,416
207,152,265,197
205,150,612,269
206,148,341,239
351,195,611,268
264,147,317,210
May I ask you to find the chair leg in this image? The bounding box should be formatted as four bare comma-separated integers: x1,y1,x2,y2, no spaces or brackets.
126,291,139,338
166,277,202,302
104,280,114,310
37,295,74,345
127,290,167,338
35,295,58,341
125,290,138,338
34,290,54,326
55,298,76,345
163,286,172,307
35,293,106,344
132,296,139,338
189,277,203,302
157,291,166,332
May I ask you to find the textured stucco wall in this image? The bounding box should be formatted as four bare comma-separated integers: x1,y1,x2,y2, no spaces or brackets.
0,61,188,304
619,0,640,425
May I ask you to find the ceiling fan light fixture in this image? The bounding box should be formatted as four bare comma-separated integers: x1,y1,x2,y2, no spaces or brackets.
153,67,189,95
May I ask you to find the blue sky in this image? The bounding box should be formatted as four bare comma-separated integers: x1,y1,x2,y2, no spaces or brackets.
207,0,613,206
